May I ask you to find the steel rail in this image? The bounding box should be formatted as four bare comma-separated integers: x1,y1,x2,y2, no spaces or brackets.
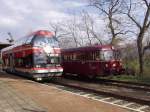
51,78,150,106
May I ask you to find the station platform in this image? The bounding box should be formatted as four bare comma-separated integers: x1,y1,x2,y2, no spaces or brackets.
0,71,130,112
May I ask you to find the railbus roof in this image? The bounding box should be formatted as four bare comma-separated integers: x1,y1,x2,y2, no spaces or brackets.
62,45,114,53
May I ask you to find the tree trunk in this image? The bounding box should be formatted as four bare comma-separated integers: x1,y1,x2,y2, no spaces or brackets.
137,38,144,75
108,16,116,46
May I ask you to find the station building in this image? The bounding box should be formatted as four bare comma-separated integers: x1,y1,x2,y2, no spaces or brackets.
0,42,11,63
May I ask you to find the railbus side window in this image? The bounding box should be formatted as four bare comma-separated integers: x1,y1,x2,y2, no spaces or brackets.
93,52,95,60
70,54,73,61
89,52,93,60
87,52,90,60
64,55,67,61
115,50,121,59
95,51,100,60
73,53,76,61
100,51,105,60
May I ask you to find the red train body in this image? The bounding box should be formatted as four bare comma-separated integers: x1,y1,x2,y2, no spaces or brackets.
61,45,124,78
1,30,63,81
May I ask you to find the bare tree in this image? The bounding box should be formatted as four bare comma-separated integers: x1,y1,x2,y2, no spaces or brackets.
81,11,92,45
49,11,105,48
49,21,81,48
49,22,70,39
143,32,150,54
89,0,126,46
81,11,103,45
52,18,84,48
123,0,150,74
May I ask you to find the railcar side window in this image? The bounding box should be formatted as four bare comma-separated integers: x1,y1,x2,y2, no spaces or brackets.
25,36,34,44
14,55,33,68
15,58,23,67
34,52,47,67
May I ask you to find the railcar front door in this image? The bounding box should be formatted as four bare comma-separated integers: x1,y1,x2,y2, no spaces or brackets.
9,54,14,72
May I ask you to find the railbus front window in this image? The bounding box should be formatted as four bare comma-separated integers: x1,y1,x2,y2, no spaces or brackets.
100,50,114,61
114,50,121,60
100,50,121,61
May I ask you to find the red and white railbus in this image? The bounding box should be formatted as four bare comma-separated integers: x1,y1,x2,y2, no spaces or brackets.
1,30,63,81
61,45,124,79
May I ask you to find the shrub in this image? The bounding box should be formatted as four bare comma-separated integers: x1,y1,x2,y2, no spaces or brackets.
0,58,2,64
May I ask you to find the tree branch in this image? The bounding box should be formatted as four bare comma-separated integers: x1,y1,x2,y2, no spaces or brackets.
143,0,149,7
127,14,142,29
90,2,109,15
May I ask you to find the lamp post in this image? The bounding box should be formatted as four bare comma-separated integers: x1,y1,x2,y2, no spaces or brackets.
7,32,14,44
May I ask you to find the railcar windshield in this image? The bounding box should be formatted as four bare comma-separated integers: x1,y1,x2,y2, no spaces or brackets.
47,56,61,66
33,35,59,47
34,52,47,67
101,50,120,61
34,53,61,67
32,35,61,67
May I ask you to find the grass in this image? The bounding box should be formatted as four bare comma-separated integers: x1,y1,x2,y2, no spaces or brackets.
103,75,150,85
114,57,150,84
0,59,2,64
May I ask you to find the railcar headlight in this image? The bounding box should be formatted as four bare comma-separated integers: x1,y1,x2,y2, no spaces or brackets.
35,65,41,68
36,77,42,81
112,63,116,67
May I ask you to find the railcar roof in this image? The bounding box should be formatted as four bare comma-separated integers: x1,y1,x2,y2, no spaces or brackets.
1,30,54,52
27,30,53,37
62,45,114,53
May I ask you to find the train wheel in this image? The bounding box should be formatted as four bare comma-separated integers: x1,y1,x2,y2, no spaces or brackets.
77,75,85,79
87,74,96,79
62,72,67,78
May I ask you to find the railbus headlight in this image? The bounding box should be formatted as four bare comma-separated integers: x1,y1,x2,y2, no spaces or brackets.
120,62,122,66
112,63,116,67
105,64,108,67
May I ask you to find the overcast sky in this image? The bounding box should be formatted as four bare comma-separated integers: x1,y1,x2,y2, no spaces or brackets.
0,0,91,43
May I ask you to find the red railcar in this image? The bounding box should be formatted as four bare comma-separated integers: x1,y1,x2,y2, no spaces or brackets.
61,45,124,78
1,30,63,81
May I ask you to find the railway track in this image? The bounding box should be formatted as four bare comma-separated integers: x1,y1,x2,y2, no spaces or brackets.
46,77,150,112
63,75,150,92
1,69,150,112
96,78,150,91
